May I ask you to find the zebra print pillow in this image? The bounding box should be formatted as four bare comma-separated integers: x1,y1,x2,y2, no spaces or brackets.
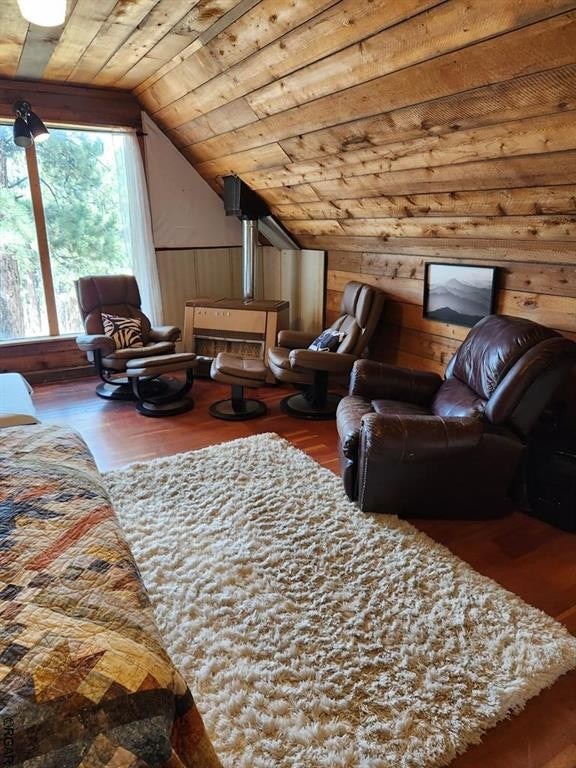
101,313,144,350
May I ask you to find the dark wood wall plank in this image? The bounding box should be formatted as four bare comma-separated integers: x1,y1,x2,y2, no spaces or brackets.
0,78,141,127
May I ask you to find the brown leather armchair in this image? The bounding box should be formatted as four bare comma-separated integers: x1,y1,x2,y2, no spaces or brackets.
337,314,575,517
75,275,189,404
268,281,385,419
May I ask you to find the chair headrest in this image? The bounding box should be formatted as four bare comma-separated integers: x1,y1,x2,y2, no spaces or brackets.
340,282,364,318
332,281,384,356
339,281,378,327
355,284,375,327
451,314,560,400
76,275,141,317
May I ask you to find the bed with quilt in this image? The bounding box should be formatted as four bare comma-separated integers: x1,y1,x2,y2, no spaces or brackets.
0,423,221,767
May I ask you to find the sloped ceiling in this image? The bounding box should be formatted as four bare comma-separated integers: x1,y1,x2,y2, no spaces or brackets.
1,0,576,257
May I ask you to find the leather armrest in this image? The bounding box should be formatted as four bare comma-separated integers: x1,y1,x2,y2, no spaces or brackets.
336,395,374,458
75,333,115,355
289,349,357,374
277,329,318,349
360,412,484,461
149,325,181,343
350,359,443,405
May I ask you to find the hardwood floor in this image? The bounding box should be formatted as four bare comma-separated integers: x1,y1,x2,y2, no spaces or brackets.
33,375,576,768
33,375,341,473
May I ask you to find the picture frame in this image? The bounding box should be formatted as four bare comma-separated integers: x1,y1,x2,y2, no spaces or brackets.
423,263,498,328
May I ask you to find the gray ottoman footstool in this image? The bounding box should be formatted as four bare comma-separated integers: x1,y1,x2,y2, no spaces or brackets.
209,353,268,420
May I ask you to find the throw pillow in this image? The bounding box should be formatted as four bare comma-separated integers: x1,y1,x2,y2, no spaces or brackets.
101,313,144,350
308,329,345,352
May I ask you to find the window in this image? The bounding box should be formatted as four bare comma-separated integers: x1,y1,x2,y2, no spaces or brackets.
0,125,133,341
0,128,49,338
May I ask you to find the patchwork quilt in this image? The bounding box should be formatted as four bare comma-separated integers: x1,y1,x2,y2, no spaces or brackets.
0,424,221,768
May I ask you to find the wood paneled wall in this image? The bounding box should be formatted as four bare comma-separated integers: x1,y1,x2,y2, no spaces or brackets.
0,337,91,383
157,245,325,341
326,249,576,377
131,0,576,391
0,2,575,390
157,247,245,335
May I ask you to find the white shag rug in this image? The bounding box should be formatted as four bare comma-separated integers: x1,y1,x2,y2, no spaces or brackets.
104,433,576,768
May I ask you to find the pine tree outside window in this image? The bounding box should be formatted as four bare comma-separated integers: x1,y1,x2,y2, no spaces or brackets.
0,124,133,341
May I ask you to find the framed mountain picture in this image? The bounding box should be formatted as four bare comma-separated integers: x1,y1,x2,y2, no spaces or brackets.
423,263,498,327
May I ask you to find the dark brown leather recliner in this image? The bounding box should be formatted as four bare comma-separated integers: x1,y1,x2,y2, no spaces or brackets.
268,281,385,419
337,314,575,517
75,275,187,402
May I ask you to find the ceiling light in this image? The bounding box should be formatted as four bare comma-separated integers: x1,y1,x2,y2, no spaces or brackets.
13,116,32,148
12,101,50,148
17,0,66,27
26,110,50,143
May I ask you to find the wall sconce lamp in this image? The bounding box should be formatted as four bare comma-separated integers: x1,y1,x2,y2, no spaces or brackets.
13,101,50,148
16,0,67,27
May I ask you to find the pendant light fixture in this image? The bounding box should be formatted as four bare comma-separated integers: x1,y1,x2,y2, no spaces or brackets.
13,101,50,148
16,0,66,27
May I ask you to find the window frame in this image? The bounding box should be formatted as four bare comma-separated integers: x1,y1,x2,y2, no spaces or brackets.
0,119,140,342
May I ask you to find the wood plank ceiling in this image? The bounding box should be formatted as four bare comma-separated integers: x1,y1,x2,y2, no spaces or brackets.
1,0,575,368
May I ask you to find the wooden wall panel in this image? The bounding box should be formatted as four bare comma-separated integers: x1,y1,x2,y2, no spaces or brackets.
0,0,575,414
141,0,344,119
147,0,442,126
326,249,576,374
0,4,29,79
156,246,325,342
271,187,576,220
157,247,245,344
242,111,576,189
299,237,576,266
278,64,576,162
0,337,92,382
174,12,576,158
0,78,140,127
290,215,576,241
262,152,576,204
244,0,575,118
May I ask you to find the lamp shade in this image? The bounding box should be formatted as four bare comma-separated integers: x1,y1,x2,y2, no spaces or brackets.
13,116,33,148
27,110,50,143
17,0,66,27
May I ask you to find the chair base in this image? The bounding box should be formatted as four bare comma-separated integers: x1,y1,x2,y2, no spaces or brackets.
131,369,194,418
209,397,267,421
95,380,135,401
209,356,268,420
280,392,342,420
95,377,170,402
136,397,194,418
